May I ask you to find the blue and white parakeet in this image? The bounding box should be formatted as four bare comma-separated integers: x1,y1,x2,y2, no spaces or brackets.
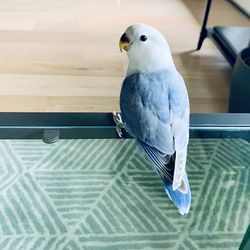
113,24,191,215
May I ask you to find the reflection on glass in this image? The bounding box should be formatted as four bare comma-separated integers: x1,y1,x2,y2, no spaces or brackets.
0,138,249,249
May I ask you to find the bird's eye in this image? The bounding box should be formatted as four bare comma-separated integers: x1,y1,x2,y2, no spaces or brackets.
140,35,147,42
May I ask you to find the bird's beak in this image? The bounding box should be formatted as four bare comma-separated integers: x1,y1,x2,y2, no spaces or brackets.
119,33,131,52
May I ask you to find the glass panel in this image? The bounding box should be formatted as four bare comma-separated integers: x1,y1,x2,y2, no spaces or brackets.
0,137,249,249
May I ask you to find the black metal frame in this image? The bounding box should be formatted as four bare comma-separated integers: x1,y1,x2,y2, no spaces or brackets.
206,28,237,66
0,112,250,141
196,0,249,66
196,0,212,51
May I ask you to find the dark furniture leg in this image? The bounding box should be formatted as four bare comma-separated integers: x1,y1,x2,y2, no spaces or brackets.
239,224,250,250
197,0,213,50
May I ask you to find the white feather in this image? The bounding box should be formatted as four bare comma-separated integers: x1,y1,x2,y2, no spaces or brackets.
124,23,176,76
171,107,190,192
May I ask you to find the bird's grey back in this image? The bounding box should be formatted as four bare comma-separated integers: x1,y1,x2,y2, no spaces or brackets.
120,70,175,154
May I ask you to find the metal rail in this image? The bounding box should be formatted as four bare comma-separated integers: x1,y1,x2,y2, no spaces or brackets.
0,113,249,142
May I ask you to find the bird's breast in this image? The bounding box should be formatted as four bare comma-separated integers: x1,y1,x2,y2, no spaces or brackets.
120,71,170,139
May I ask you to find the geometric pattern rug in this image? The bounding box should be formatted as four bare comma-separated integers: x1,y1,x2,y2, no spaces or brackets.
0,138,249,249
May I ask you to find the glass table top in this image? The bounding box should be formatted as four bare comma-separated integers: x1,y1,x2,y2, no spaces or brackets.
0,113,249,249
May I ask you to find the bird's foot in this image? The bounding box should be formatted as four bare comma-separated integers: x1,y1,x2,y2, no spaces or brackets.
112,111,124,138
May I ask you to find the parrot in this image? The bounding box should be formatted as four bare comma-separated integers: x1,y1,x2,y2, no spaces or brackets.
113,23,191,215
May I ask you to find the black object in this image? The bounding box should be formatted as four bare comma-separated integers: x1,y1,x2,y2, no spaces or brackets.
239,224,250,250
197,0,212,51
213,27,250,65
229,47,250,112
43,130,60,144
197,0,250,66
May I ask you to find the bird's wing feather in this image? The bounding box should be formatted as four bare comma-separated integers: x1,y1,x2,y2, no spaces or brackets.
138,139,191,215
138,139,174,181
169,73,190,193
120,71,175,154
121,71,189,193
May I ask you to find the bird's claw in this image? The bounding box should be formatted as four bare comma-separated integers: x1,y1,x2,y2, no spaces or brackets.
113,111,123,125
116,126,123,138
113,111,124,138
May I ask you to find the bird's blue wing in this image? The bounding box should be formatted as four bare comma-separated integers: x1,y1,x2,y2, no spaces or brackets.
138,139,173,180
120,71,174,154
120,70,191,214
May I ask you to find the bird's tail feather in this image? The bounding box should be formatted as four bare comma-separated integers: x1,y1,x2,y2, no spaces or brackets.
160,171,191,215
138,140,173,179
138,139,191,215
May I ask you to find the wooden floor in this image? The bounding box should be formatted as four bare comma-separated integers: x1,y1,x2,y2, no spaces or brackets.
0,0,249,113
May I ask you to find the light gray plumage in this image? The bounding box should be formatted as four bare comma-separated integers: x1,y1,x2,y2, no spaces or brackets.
117,24,191,215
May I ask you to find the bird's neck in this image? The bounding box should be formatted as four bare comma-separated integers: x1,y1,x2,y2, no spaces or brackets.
126,51,176,77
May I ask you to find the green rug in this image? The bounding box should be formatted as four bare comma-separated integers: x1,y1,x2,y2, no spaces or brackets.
0,138,249,249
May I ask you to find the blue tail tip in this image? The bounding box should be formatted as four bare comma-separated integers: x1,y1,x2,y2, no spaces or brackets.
163,174,191,215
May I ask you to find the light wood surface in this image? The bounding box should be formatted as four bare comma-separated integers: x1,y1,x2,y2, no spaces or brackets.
0,0,249,113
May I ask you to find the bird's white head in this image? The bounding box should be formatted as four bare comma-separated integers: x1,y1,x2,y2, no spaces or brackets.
119,24,175,76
